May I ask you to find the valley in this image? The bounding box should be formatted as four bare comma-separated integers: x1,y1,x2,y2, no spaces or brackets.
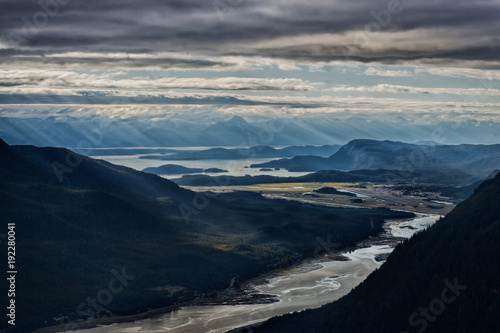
0,139,413,332
0,138,497,333
182,182,456,216
39,178,453,332
44,203,439,333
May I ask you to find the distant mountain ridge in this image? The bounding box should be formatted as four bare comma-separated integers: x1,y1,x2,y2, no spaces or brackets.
2,115,499,148
251,139,500,172
139,144,341,161
195,116,261,146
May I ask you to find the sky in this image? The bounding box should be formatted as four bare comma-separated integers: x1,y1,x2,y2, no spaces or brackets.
0,0,499,129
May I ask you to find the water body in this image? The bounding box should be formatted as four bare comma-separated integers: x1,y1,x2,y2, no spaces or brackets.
70,214,438,333
336,189,370,198
93,153,310,178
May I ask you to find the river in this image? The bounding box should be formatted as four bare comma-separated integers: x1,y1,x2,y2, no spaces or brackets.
69,214,438,333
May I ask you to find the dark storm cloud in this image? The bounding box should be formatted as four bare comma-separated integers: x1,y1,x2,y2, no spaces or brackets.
0,51,227,70
0,0,499,66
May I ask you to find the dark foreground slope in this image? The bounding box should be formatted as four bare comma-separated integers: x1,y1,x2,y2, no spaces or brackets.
0,139,411,332
256,174,500,333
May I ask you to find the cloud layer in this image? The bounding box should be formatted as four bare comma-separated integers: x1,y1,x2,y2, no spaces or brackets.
0,69,315,91
1,0,499,68
0,0,499,131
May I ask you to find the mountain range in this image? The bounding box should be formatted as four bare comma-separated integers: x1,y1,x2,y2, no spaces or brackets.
251,139,500,172
139,144,341,161
2,115,499,148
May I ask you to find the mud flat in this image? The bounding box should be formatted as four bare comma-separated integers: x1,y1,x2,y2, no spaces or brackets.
64,214,438,333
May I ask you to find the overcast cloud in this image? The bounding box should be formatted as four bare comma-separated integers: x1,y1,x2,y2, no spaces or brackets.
1,0,499,67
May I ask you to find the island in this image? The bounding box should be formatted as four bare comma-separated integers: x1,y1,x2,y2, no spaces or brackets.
142,164,228,175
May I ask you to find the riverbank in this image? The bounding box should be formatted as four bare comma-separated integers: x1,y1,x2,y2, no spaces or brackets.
31,255,351,333
32,290,278,333
226,213,440,333
48,214,437,333
32,244,381,333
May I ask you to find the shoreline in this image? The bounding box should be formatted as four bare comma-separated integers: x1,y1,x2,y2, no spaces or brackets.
226,213,439,333
31,245,367,333
32,290,279,333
